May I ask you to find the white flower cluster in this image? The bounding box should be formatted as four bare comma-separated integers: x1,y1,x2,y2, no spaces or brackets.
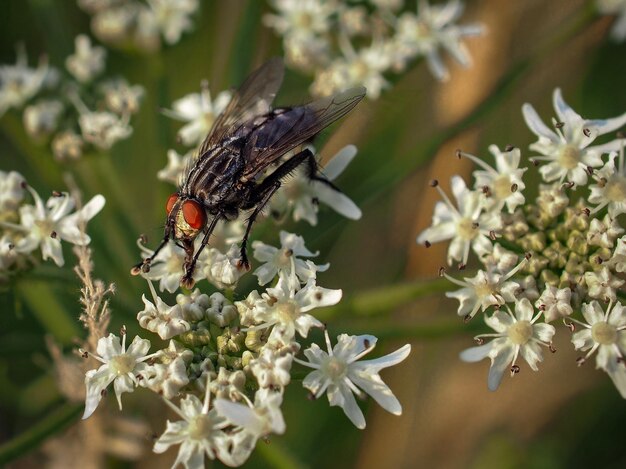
77,0,200,52
0,36,144,160
264,0,484,98
417,88,626,396
82,230,410,467
0,170,105,284
158,81,362,226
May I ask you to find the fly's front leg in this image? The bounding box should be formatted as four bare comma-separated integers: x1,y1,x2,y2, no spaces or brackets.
180,215,221,289
303,150,341,192
238,149,312,269
130,231,170,276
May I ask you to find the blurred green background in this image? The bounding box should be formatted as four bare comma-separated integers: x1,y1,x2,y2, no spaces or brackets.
1,0,626,468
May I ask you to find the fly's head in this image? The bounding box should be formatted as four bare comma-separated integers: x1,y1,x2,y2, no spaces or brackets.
165,193,207,245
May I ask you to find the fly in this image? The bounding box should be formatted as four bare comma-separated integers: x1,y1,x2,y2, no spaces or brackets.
131,57,366,288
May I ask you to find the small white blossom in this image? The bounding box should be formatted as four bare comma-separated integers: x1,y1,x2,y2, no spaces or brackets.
22,99,64,140
444,259,526,321
460,298,556,391
51,131,84,161
252,231,328,288
65,35,106,83
264,0,334,40
202,244,246,290
142,355,190,399
78,110,132,149
0,170,26,214
153,382,230,468
147,0,200,45
584,266,624,302
208,368,246,401
244,277,338,343
522,88,626,186
3,189,105,266
535,285,573,322
250,347,294,388
463,145,527,213
270,145,362,225
296,331,410,429
394,0,484,81
157,148,192,185
137,281,195,340
162,81,232,146
214,388,286,439
597,0,626,41
83,331,154,419
587,214,624,249
0,46,50,116
417,176,502,266
589,150,626,217
100,78,144,115
608,235,626,272
571,301,626,397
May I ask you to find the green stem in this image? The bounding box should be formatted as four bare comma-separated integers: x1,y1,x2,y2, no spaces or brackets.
0,403,82,465
256,438,309,469
317,276,453,320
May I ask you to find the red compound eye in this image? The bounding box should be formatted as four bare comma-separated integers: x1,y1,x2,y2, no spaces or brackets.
182,200,206,230
166,193,178,214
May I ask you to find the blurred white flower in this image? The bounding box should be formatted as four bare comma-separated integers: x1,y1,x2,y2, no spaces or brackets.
157,148,192,185
100,78,144,115
249,347,293,389
147,0,199,45
0,170,26,214
51,130,84,161
0,45,49,116
296,331,410,429
394,0,484,81
522,88,626,186
22,99,64,140
460,298,556,391
535,285,573,322
82,331,154,419
78,110,133,149
264,0,334,39
162,81,232,146
571,300,626,397
66,35,107,83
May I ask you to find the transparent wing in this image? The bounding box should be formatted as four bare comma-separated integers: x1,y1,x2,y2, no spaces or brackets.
242,86,366,180
179,57,285,186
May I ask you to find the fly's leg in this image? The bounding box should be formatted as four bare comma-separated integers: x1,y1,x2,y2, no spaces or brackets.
180,215,221,289
302,150,342,192
130,232,170,276
238,149,312,269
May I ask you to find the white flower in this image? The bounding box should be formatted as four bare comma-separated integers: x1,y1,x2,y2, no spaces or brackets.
214,388,286,439
535,285,573,322
82,331,154,419
295,331,411,429
416,176,502,266
252,231,328,288
137,281,196,340
65,35,106,83
100,78,144,115
571,301,626,398
608,235,626,273
522,88,626,186
460,298,556,391
394,0,484,81
202,244,246,290
78,110,132,149
4,189,105,266
597,0,626,41
244,277,338,344
270,145,362,225
161,81,232,146
264,0,334,39
0,45,50,116
157,148,193,185
584,267,624,302
0,170,26,214
153,384,230,468
22,99,64,140
444,258,526,321
463,145,527,213
208,368,246,401
589,150,626,217
251,347,294,390
52,131,84,161
147,0,199,45
142,355,189,399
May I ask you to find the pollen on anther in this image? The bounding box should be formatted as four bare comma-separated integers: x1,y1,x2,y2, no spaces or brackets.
576,357,585,366
504,144,515,152
50,231,57,239
52,190,62,197
424,240,431,248
510,364,520,374
455,149,462,159
429,179,439,187
583,128,591,137
438,266,445,277
511,183,518,192
549,344,557,353
555,121,564,129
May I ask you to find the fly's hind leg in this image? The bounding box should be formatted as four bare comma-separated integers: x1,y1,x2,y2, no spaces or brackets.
238,148,312,269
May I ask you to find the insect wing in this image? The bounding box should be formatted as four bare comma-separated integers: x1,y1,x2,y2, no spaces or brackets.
197,57,284,157
242,86,366,180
